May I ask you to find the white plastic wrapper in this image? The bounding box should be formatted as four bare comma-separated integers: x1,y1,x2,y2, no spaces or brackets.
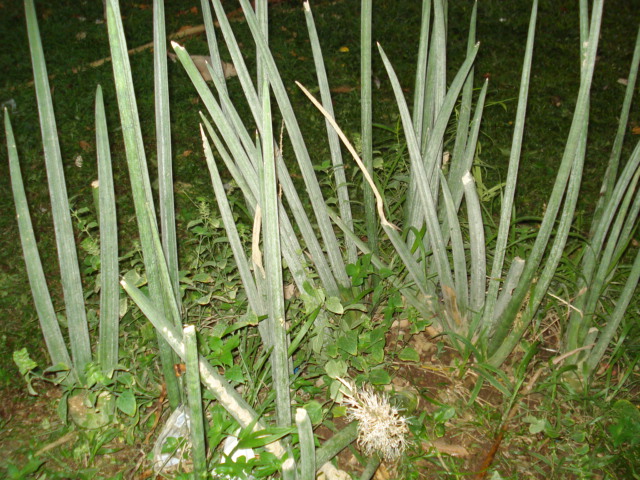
152,404,191,473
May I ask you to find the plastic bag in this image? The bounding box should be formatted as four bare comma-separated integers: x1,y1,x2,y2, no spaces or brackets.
152,404,191,473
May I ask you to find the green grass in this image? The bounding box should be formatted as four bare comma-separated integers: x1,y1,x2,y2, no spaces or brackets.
1,0,639,478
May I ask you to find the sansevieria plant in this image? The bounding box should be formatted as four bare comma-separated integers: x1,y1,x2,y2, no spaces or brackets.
6,0,639,477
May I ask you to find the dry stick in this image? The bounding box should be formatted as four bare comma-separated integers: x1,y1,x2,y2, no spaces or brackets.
85,24,207,70
87,0,290,69
12,25,205,92
473,368,544,480
35,431,78,456
14,1,287,89
143,382,167,444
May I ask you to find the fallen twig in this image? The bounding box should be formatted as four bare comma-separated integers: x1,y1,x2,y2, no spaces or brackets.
34,431,78,456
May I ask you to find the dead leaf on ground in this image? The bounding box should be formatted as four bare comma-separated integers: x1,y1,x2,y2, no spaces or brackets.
283,283,296,300
331,85,356,93
373,463,391,480
177,6,198,16
167,52,237,81
317,462,350,480
428,439,471,457
79,140,92,152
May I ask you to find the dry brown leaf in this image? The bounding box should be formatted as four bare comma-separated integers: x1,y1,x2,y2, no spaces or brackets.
168,52,237,81
318,463,350,480
331,85,356,93
442,284,464,326
283,283,296,300
430,439,470,457
373,463,391,480
632,126,640,135
79,140,92,152
177,6,198,16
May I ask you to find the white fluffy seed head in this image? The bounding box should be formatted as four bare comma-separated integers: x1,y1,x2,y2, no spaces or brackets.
340,380,409,461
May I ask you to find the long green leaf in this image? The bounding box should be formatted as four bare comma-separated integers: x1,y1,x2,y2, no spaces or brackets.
462,171,486,314
199,0,228,94
449,1,477,174
235,0,350,288
154,0,180,312
295,408,315,480
569,150,640,352
408,0,447,231
176,43,338,297
5,109,74,384
442,79,488,246
200,123,263,314
482,0,539,329
303,1,357,265
361,0,377,255
420,0,447,157
420,0,446,186
256,0,268,94
95,86,120,375
491,130,588,367
25,0,91,381
488,0,603,358
377,41,480,305
406,0,432,227
583,247,640,378
438,171,468,310
590,24,640,233
260,79,292,430
314,422,358,469
184,325,207,478
411,0,432,146
106,0,181,407
209,1,262,129
492,257,525,321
